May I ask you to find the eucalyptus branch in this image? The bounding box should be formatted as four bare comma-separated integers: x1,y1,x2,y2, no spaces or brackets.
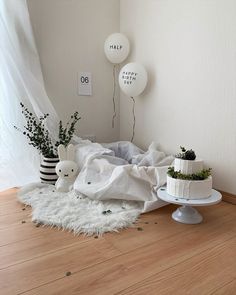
14,103,81,158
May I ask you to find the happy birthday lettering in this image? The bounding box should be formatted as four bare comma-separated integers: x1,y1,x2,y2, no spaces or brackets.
122,71,138,85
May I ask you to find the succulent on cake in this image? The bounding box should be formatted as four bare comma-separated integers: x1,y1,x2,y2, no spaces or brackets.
175,146,196,160
167,167,212,181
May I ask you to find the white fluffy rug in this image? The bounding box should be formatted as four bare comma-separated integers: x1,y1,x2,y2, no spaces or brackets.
18,185,143,235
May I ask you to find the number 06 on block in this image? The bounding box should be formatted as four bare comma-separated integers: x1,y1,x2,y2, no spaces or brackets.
78,72,92,96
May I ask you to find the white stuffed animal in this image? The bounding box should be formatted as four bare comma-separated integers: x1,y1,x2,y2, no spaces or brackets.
55,144,78,192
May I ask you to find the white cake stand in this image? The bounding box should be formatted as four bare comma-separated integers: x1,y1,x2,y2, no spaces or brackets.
157,187,222,224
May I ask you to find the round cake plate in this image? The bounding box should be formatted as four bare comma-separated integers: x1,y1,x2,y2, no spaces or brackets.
157,188,222,224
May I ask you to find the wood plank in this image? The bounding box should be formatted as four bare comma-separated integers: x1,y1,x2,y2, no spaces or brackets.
0,189,235,295
0,229,92,269
221,190,236,205
117,238,236,295
0,209,31,230
0,237,121,295
0,221,59,247
0,199,25,216
104,202,236,253
0,188,18,200
1,202,235,292
21,210,236,295
212,279,236,295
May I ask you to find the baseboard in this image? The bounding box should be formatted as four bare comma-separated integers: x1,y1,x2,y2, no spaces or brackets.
220,190,236,205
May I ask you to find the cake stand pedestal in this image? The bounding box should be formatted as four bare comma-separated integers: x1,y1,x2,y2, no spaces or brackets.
157,188,222,224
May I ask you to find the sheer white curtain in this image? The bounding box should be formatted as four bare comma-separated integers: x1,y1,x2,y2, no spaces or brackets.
0,0,60,191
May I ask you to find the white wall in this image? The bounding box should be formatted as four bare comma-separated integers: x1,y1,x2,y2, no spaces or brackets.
120,0,236,194
28,0,120,142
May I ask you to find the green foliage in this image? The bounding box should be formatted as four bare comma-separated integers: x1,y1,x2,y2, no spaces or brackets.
14,103,81,158
175,146,196,160
55,112,81,148
167,166,212,181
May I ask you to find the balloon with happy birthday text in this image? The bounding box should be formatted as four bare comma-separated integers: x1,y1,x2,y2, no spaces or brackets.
104,33,130,64
119,63,148,97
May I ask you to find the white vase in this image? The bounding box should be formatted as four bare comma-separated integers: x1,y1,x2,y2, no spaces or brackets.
40,157,59,185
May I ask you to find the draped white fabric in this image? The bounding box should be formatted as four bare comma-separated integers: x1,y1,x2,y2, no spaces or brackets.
0,0,59,191
74,141,174,212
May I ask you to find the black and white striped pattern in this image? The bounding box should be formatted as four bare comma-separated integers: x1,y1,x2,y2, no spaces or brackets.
40,157,59,185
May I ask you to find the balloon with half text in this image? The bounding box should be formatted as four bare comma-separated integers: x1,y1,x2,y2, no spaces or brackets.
119,63,148,97
104,33,130,64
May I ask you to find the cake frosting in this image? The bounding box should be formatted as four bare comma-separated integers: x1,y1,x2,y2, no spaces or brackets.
167,175,212,199
174,158,203,175
167,147,212,200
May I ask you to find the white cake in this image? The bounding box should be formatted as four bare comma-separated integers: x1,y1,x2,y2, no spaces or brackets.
174,158,203,174
167,156,212,200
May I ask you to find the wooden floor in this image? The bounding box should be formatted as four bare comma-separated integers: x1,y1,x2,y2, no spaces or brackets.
0,189,236,295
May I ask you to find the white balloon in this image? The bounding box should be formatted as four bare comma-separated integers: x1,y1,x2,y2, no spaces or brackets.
104,33,130,64
119,63,148,97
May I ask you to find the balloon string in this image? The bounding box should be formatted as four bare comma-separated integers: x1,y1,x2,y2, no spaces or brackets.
130,96,136,142
112,65,116,128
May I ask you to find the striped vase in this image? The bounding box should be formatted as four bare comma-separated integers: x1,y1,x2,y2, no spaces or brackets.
40,157,59,185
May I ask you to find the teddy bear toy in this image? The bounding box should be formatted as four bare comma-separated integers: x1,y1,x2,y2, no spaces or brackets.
55,144,78,192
